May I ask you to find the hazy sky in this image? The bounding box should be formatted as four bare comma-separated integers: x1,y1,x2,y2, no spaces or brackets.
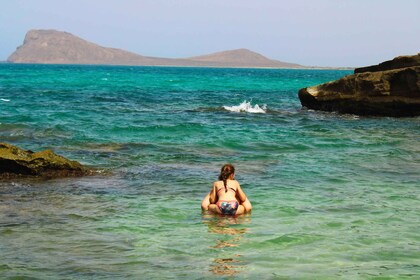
1,0,419,67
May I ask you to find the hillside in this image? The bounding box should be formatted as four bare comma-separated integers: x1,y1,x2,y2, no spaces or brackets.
189,48,302,68
8,29,303,68
7,30,180,66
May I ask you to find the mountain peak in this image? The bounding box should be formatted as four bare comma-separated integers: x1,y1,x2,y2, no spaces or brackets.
190,48,273,63
8,29,303,68
8,29,148,65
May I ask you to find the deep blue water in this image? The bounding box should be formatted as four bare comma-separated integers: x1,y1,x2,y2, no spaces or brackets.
0,64,419,279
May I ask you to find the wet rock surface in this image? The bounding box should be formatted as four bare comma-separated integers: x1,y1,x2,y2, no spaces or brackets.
0,142,93,179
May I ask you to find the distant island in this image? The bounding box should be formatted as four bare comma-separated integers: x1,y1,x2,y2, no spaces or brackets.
7,29,305,68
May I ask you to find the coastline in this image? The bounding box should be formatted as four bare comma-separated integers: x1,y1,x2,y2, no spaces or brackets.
2,61,354,71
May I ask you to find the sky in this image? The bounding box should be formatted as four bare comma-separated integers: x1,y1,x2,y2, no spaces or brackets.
0,0,419,67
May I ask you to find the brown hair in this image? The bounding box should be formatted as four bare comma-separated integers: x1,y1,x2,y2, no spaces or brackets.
218,164,235,193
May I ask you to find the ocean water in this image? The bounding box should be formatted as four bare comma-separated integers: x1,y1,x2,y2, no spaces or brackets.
0,64,419,279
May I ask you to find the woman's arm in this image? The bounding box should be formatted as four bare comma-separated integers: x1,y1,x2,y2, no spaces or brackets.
236,184,252,212
236,184,247,203
201,192,211,211
209,183,218,204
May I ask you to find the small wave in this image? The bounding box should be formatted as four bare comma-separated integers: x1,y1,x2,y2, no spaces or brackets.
1,98,10,102
223,101,267,114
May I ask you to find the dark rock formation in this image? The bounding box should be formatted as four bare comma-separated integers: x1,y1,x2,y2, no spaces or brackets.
8,29,303,68
355,53,420,73
0,142,93,179
298,54,420,117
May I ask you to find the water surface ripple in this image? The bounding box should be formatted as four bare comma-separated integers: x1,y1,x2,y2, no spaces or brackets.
0,64,419,279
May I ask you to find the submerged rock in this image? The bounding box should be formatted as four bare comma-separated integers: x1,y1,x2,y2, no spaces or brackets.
298,54,420,117
0,142,93,179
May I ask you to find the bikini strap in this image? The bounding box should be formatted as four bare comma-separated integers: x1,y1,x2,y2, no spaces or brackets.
217,185,237,194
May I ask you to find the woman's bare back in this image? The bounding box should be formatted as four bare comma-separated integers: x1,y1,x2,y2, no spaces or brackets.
213,179,240,201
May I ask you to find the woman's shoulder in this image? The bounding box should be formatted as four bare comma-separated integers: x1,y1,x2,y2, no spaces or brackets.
228,179,240,185
213,180,240,189
214,180,239,184
213,181,223,187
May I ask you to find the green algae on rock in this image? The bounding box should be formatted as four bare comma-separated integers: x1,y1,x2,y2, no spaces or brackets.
0,142,93,178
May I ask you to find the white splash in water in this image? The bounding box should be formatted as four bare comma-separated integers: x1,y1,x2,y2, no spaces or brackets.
1,98,10,102
223,100,267,114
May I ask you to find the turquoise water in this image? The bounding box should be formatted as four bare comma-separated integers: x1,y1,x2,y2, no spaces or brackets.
0,64,419,279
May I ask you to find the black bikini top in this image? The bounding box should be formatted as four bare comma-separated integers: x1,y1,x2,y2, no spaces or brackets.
217,186,237,194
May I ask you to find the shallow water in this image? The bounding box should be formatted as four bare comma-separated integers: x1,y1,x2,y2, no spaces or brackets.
0,64,419,279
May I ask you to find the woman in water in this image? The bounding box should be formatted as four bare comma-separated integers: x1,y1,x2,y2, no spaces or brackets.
201,164,252,215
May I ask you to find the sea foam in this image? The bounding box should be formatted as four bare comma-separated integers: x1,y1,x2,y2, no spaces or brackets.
223,100,267,114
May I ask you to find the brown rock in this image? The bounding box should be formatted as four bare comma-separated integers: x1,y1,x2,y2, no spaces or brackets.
298,66,420,117
0,142,93,179
355,53,420,73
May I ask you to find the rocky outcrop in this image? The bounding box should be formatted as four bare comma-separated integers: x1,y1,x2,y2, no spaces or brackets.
8,29,303,68
0,142,93,179
354,53,420,73
298,54,420,117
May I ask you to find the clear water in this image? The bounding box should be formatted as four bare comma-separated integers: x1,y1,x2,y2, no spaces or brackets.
0,64,419,279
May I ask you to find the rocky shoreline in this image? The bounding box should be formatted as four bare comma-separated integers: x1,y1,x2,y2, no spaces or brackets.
0,142,94,179
298,53,420,117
